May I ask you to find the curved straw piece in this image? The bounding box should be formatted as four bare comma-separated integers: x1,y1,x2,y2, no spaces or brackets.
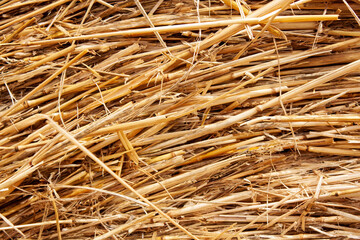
38,114,200,240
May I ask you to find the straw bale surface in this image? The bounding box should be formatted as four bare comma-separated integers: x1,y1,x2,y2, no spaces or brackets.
1,0,360,239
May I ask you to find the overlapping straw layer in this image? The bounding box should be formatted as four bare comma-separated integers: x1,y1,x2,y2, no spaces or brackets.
1,0,360,239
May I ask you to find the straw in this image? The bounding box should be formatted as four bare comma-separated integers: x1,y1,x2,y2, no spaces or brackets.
1,0,360,239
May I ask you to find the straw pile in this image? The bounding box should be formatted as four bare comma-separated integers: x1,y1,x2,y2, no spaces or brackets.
1,0,360,239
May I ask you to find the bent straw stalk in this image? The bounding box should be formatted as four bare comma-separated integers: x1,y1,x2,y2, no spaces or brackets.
39,114,200,240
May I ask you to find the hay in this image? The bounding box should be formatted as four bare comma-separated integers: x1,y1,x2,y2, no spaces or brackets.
1,0,360,239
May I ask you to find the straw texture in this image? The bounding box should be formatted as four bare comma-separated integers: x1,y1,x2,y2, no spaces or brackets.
1,0,360,239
